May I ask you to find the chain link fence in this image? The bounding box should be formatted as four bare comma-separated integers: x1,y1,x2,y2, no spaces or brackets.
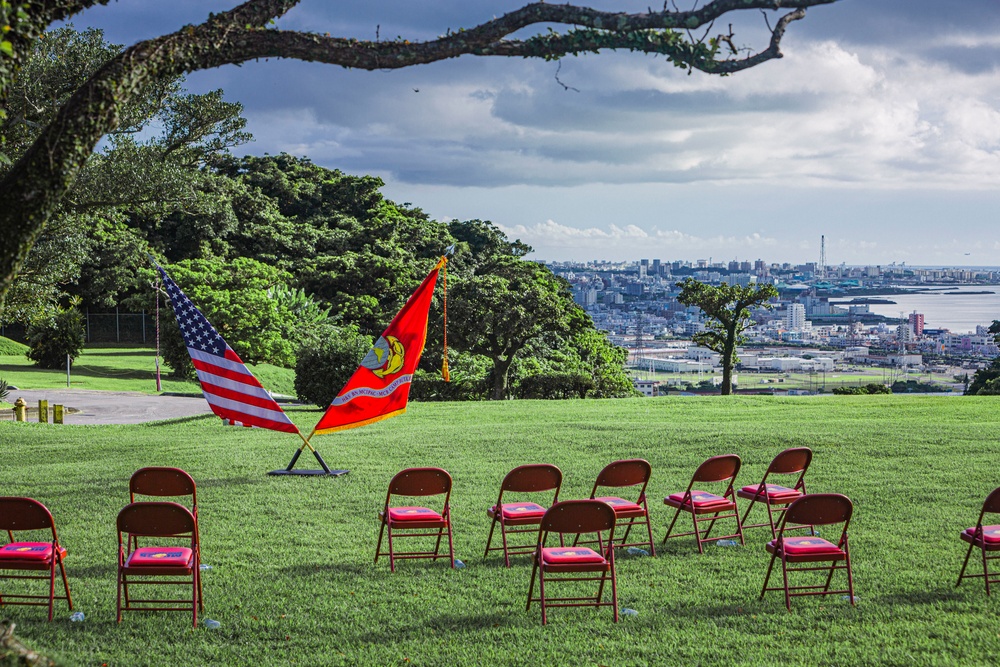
1,311,153,345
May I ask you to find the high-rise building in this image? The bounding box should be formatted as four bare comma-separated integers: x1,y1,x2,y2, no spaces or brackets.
639,259,648,278
786,303,806,330
652,259,661,276
908,311,925,336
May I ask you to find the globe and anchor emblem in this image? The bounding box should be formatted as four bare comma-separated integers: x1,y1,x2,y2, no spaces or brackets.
362,335,405,379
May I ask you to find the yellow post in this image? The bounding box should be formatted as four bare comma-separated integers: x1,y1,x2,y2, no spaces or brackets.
38,399,48,423
53,404,64,424
13,397,26,422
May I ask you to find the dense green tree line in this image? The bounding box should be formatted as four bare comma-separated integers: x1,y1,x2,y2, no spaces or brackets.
3,26,636,400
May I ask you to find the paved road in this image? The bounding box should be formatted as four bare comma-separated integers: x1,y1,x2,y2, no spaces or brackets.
3,389,215,425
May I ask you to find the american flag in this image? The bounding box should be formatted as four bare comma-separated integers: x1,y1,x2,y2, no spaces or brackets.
155,262,299,434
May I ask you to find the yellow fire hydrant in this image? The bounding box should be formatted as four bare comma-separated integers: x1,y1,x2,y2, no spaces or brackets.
13,397,26,422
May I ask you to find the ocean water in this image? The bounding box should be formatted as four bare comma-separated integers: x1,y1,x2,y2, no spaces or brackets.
854,286,1000,334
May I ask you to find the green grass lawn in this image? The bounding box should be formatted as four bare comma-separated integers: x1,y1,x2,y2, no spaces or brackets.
0,346,296,397
1,395,1000,666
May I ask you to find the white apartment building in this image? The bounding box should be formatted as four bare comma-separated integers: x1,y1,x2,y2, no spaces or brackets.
786,303,806,330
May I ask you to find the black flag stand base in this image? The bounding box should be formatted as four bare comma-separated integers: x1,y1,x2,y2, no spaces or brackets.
268,445,348,477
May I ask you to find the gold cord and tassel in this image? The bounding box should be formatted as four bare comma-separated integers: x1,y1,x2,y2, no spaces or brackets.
441,258,450,382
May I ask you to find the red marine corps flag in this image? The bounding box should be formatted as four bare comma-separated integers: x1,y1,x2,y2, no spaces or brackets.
309,256,447,436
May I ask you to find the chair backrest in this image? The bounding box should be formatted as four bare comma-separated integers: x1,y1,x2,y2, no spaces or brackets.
130,467,197,504
981,487,1000,516
501,464,562,494
593,459,651,495
783,493,853,527
767,447,812,475
117,502,197,538
0,497,55,532
692,455,741,483
540,500,617,536
388,467,452,497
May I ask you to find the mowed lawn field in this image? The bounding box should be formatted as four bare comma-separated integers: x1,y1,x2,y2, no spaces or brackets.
0,347,296,397
2,395,1000,666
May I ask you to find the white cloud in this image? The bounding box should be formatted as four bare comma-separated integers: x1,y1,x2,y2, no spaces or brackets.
495,219,782,260
226,33,1000,195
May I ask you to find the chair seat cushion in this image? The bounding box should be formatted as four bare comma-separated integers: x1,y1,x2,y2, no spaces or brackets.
126,546,193,567
499,502,547,520
771,536,843,556
388,506,443,522
595,496,643,513
0,542,63,562
541,547,606,565
740,484,802,502
668,490,731,508
964,525,1000,544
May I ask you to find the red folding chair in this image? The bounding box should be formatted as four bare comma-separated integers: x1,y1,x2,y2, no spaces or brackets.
760,493,855,611
117,502,202,628
485,464,562,567
129,467,202,604
130,467,198,519
526,500,619,625
375,467,455,572
575,459,655,556
738,447,813,538
662,454,744,553
0,497,73,621
956,486,1000,595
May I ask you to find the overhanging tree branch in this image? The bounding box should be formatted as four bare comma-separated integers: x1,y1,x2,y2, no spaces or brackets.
0,0,840,313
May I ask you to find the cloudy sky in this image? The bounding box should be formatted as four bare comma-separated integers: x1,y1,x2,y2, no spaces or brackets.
63,1,1000,267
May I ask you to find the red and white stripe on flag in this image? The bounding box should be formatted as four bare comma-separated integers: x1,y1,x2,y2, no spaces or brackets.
189,348,299,432
155,261,299,435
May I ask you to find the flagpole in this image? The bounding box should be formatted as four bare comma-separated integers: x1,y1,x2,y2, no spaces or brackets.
281,254,449,477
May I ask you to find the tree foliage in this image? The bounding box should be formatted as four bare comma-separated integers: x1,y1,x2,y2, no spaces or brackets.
0,0,838,312
967,321,1000,395
0,26,254,323
676,277,778,395
25,301,85,369
448,254,575,400
152,256,301,377
2,30,636,400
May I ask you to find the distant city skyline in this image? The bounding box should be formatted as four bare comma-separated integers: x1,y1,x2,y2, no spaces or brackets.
62,1,1000,267
541,257,1000,272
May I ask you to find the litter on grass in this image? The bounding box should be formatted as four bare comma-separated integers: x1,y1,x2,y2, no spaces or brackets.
454,559,466,569
204,619,221,629
621,608,639,617
716,539,740,547
69,612,84,622
625,547,650,557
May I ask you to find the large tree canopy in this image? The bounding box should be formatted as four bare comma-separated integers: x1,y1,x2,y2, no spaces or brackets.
0,0,838,315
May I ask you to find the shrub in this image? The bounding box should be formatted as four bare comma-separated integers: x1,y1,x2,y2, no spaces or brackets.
25,306,85,369
890,379,943,393
294,325,372,408
410,369,487,402
966,359,1000,395
411,351,490,402
833,383,891,395
517,372,595,399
